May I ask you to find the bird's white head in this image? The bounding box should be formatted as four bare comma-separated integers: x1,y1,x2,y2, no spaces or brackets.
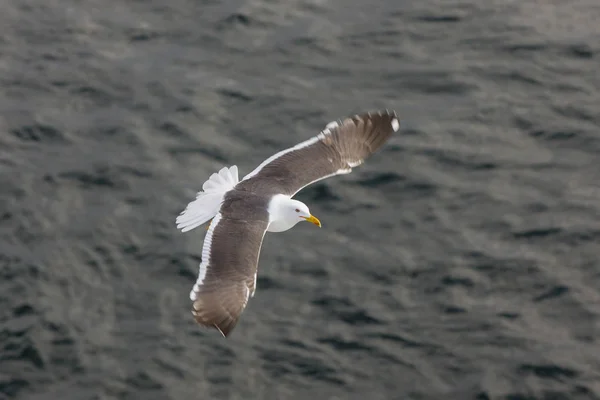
286,199,321,228
268,195,321,232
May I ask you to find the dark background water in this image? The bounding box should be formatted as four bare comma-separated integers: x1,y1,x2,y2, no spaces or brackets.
1,1,600,399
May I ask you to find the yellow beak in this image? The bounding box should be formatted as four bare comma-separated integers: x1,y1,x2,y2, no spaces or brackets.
303,214,321,227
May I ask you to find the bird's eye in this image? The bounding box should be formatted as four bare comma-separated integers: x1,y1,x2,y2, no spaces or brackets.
295,209,300,212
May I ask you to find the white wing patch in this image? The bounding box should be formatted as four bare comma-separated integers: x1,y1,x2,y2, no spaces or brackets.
176,166,239,233
325,121,339,130
190,212,223,301
251,272,257,298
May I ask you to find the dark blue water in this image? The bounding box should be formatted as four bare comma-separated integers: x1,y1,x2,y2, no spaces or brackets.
1,1,599,399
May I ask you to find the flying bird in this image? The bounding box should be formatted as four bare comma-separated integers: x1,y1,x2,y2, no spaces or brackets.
175,110,400,337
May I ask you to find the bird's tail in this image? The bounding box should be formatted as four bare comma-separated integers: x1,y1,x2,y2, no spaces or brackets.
176,166,239,233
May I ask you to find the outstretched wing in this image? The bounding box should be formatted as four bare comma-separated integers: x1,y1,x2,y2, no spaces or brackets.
189,192,270,337
237,110,399,196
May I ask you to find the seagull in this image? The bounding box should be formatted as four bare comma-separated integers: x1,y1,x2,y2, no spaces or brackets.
175,110,399,337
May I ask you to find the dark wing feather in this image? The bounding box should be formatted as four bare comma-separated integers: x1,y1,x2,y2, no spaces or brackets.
190,191,270,337
237,110,399,196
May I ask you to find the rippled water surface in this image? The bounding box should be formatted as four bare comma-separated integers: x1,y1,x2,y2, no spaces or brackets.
1,1,600,399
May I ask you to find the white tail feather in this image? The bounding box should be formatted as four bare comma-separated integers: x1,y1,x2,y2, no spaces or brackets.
176,166,239,233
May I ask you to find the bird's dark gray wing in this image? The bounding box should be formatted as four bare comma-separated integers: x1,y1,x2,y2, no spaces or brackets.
236,110,399,196
189,191,270,337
